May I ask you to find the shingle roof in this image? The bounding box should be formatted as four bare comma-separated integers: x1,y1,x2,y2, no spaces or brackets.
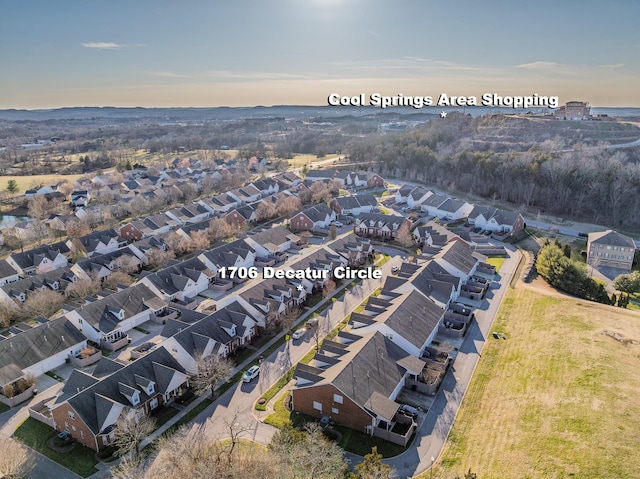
588,230,636,248
0,317,85,386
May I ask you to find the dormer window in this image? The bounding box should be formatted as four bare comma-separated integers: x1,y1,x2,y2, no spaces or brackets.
148,383,155,395
51,281,59,290
131,391,140,406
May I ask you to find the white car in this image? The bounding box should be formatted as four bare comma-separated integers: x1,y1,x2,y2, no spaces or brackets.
242,365,260,383
333,221,343,227
391,265,399,274
291,328,307,340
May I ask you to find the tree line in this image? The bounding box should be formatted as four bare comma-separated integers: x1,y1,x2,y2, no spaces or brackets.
347,113,640,231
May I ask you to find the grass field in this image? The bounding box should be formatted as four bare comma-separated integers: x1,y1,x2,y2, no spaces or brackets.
0,173,87,193
287,153,340,168
419,286,640,479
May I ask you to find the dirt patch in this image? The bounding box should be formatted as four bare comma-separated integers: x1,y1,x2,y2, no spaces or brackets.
602,330,639,345
46,437,76,453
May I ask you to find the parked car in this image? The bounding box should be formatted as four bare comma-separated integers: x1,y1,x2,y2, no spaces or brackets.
399,404,418,418
332,221,343,228
291,328,307,340
306,317,319,328
242,365,260,382
391,265,399,274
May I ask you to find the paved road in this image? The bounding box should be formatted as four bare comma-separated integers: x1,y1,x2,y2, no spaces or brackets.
184,246,520,479
188,257,399,446
376,246,521,478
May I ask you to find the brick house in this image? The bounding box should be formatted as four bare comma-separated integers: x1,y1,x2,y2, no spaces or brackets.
292,331,423,443
587,230,636,272
49,347,188,451
289,204,335,232
353,213,411,240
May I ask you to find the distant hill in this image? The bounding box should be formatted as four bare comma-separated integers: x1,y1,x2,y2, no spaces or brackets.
1,105,638,122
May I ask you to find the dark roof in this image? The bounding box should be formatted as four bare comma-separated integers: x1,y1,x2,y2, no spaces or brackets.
9,243,70,269
72,283,162,333
436,241,478,276
326,332,415,417
63,347,187,434
0,260,19,279
0,317,85,386
588,230,636,248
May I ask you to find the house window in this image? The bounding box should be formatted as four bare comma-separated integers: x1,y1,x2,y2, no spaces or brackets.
313,401,323,412
80,430,84,440
68,411,75,420
72,425,76,432
332,407,339,415
333,394,343,404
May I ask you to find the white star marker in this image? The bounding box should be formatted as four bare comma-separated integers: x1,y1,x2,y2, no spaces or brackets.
296,284,305,292
440,111,447,118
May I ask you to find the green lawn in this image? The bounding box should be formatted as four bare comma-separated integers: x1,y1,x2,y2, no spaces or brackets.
484,255,506,272
418,286,640,479
14,417,98,477
0,402,9,414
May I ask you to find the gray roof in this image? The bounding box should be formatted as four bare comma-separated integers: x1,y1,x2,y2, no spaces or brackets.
63,347,187,434
73,283,163,334
327,332,414,417
0,260,19,279
9,242,70,269
436,241,478,276
0,317,85,386
437,198,468,213
588,230,636,248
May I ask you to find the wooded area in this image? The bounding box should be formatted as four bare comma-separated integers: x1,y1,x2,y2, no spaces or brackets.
350,113,640,230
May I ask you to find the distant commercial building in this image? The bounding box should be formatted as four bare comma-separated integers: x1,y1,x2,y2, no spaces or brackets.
554,101,590,120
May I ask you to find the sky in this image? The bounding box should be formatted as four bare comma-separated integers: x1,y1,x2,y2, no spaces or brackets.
1,0,639,109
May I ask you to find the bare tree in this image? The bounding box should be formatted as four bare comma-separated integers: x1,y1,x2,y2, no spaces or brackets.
188,230,210,251
191,354,234,398
328,224,337,241
279,306,300,338
396,221,414,248
66,219,91,239
21,288,64,320
348,446,396,479
222,407,255,463
256,201,277,221
27,195,49,220
0,438,36,479
275,195,302,217
114,409,157,458
30,219,50,246
65,276,101,300
208,217,233,242
102,271,135,290
269,422,347,479
145,248,175,269
322,279,337,298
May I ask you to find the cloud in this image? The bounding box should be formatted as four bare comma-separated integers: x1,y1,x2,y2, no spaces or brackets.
151,71,190,78
517,61,624,71
81,42,123,50
206,70,312,81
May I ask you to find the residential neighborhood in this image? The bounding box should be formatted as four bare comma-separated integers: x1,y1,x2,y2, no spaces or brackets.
0,156,636,479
